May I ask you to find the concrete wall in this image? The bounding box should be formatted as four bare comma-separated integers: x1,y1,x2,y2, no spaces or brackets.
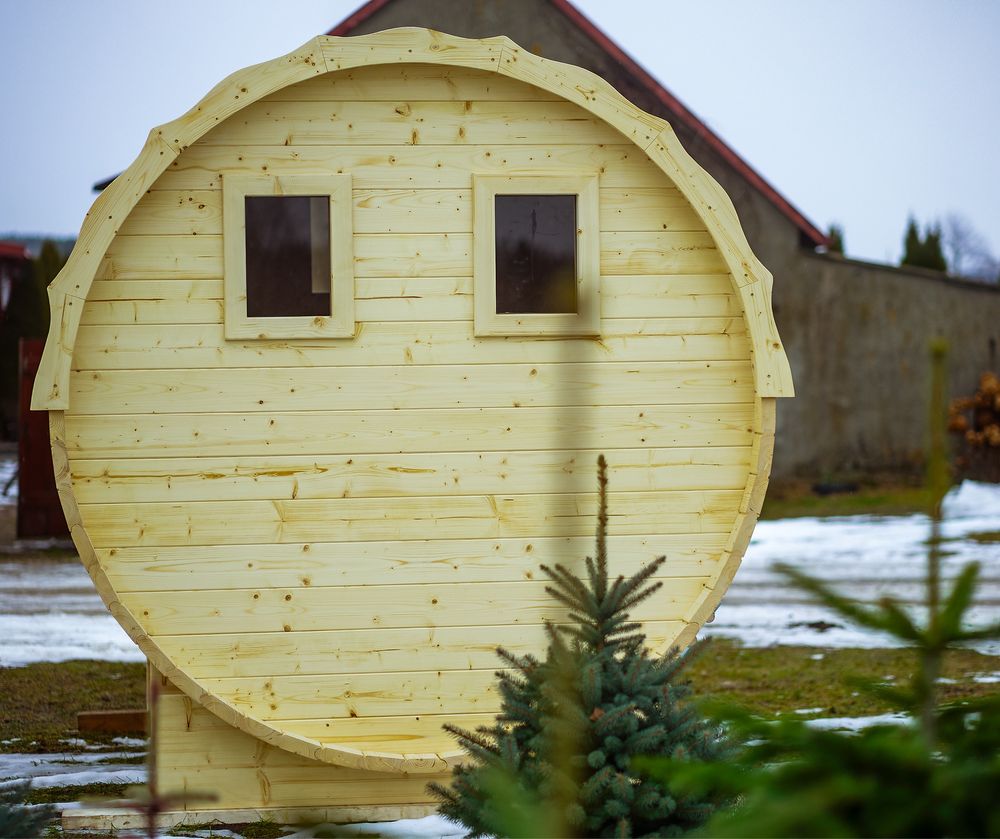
340,0,1000,478
774,254,1000,478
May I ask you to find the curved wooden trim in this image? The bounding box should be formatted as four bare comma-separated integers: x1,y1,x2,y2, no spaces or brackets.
675,397,776,647
31,39,328,410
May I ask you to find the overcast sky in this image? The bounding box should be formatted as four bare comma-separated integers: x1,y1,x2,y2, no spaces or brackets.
0,0,996,266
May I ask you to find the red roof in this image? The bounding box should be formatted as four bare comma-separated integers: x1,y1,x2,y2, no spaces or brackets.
328,0,827,248
0,241,30,260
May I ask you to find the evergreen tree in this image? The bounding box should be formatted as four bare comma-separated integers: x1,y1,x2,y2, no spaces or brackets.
645,343,1000,838
430,456,732,838
0,784,55,838
903,216,921,265
827,224,844,254
902,216,948,272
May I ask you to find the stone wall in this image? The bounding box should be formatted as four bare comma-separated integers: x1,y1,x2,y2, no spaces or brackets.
773,253,1000,478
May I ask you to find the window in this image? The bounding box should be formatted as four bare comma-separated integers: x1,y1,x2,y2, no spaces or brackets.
473,174,600,336
223,174,354,339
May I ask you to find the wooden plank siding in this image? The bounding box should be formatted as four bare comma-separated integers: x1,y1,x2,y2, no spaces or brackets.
94,232,725,281
66,63,758,759
99,534,727,593
155,685,449,810
117,187,704,236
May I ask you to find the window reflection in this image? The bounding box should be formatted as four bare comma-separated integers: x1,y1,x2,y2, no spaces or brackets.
245,195,331,318
495,195,577,314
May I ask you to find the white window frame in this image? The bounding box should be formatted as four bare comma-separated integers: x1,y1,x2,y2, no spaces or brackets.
222,173,354,340
473,173,600,337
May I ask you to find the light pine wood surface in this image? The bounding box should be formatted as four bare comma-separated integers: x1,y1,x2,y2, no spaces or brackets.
34,31,789,797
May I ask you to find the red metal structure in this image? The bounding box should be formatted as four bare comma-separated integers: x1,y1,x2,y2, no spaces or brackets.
18,338,68,539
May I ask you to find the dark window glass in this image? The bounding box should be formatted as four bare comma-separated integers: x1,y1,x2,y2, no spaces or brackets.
245,195,331,318
495,195,577,314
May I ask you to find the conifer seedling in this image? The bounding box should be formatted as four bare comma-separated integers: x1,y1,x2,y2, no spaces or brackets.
430,456,732,837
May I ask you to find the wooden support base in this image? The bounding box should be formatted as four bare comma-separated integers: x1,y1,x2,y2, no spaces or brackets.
77,708,147,734
61,803,437,832
136,664,452,826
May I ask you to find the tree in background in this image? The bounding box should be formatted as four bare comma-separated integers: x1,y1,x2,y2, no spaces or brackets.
431,456,733,837
0,239,61,438
826,224,844,255
941,213,1000,283
901,216,947,272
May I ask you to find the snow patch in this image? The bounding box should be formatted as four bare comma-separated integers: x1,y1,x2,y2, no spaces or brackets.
702,480,1000,653
0,752,144,782
805,712,912,731
283,815,467,838
0,456,16,504
0,765,144,788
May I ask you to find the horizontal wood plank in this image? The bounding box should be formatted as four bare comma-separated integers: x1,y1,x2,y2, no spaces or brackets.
354,188,471,234
118,187,703,237
602,231,727,274
162,762,439,807
80,489,743,547
153,145,665,191
71,446,751,504
353,234,471,278
124,575,707,635
98,231,722,281
198,669,492,720
64,403,757,458
600,188,705,232
200,100,623,146
80,277,738,326
154,618,688,679
100,533,729,592
68,360,753,415
118,191,223,236
160,687,476,759
265,65,561,102
73,319,750,370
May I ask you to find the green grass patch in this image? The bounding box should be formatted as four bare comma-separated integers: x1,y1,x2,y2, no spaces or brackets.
0,660,146,753
761,483,931,520
165,819,293,838
968,530,1000,543
687,640,998,717
21,781,132,805
95,753,146,765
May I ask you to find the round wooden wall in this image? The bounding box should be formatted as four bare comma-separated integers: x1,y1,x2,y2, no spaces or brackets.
41,30,786,773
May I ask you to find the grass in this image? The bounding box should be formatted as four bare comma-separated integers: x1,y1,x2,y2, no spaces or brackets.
167,819,293,838
21,781,133,805
686,640,998,718
0,660,145,753
761,481,932,520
